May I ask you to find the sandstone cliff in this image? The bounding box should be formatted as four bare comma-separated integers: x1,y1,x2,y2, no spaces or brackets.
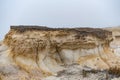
105,27,120,56
0,26,120,80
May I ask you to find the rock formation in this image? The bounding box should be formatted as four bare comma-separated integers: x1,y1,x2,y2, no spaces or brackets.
105,27,120,56
0,26,120,80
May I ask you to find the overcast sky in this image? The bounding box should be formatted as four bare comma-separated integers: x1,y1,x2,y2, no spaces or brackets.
0,0,120,40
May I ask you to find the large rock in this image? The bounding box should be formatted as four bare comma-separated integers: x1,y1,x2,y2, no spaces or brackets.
0,26,120,79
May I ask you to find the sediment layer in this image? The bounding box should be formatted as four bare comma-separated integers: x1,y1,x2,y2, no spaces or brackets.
2,26,120,78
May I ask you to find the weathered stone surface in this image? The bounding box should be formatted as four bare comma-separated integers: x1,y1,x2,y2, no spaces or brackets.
0,26,120,80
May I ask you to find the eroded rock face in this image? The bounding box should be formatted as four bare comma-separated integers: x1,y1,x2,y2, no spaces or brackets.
105,27,120,56
1,26,120,80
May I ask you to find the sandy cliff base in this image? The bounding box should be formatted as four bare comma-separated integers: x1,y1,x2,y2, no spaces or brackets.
44,64,120,80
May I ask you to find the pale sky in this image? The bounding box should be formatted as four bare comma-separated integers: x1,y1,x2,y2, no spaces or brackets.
0,0,120,40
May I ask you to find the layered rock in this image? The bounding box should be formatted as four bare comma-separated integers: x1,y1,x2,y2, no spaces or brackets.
105,27,120,56
1,26,120,80
3,26,114,75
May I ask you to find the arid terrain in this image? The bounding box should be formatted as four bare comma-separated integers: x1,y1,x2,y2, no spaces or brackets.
0,26,120,80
